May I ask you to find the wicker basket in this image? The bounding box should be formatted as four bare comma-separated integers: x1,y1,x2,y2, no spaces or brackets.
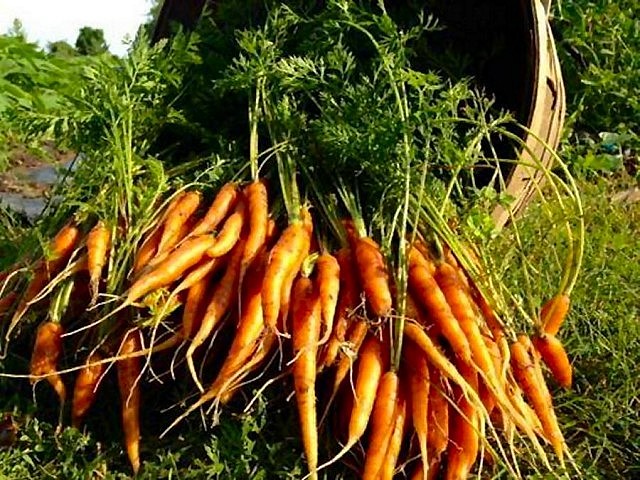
490,0,566,228
153,0,566,229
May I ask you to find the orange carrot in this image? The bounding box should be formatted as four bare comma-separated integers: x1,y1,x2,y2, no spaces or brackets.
86,221,111,304
409,244,436,276
132,225,163,275
324,319,369,407
445,359,480,480
191,182,239,236
125,234,216,305
427,365,450,468
379,390,408,480
469,286,504,342
434,262,500,389
71,352,106,427
265,217,278,246
403,341,430,475
410,461,441,480
408,260,471,363
278,210,313,333
8,223,81,336
187,239,245,391
157,190,202,254
240,180,268,282
354,236,392,317
206,250,268,399
262,207,312,331
532,334,573,388
117,329,143,474
510,337,565,461
180,268,216,340
315,334,385,473
0,292,17,316
206,199,246,258
362,370,400,480
316,252,340,345
291,276,322,480
172,255,225,297
540,294,570,336
479,335,502,415
217,331,277,405
45,222,82,273
321,247,360,368
30,321,66,405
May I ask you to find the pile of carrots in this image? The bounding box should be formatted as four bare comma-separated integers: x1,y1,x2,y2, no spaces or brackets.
0,179,574,479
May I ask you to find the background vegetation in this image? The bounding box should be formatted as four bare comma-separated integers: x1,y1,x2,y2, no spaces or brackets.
0,0,638,478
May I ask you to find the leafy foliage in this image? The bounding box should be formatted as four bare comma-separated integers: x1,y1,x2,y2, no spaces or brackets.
553,0,639,176
75,26,109,56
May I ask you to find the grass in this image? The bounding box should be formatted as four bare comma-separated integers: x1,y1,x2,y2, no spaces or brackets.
498,175,640,478
1,174,638,479
1,0,639,478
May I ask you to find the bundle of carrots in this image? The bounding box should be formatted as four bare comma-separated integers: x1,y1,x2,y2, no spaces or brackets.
0,177,576,479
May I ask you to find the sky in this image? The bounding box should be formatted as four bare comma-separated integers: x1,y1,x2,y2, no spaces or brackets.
0,0,153,56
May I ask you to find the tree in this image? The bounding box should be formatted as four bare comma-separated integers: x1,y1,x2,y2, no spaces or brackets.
75,27,108,55
48,40,77,58
7,18,27,40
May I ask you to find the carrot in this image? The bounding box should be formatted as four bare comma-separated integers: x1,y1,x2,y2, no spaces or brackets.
362,370,400,480
315,334,385,473
29,321,66,405
217,331,277,405
172,255,225,297
132,225,163,275
409,244,436,276
316,252,340,345
410,461,441,480
354,236,392,317
321,247,360,368
291,276,322,480
408,260,472,363
206,199,247,258
379,390,408,480
265,217,278,246
445,360,480,480
402,341,430,476
540,294,570,336
86,221,111,304
71,352,106,428
0,292,17,316
240,180,268,283
471,289,504,342
125,234,216,305
479,335,502,415
323,319,369,413
510,337,565,461
206,250,268,399
159,328,276,440
262,207,312,331
427,365,450,468
8,223,81,338
191,182,240,236
179,268,216,340
117,329,143,474
278,210,313,333
434,262,500,390
532,333,572,388
45,222,82,273
187,239,245,391
506,383,543,435
157,190,202,254
406,292,440,339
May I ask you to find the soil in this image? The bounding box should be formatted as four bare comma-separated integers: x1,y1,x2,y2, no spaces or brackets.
0,141,75,197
